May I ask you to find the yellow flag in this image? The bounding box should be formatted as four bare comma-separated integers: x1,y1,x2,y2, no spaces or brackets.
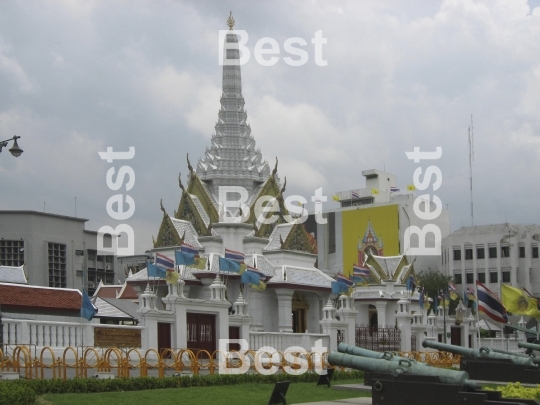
407,184,416,191
371,188,379,195
332,195,340,201
191,257,208,270
501,284,540,318
166,270,179,285
252,281,266,290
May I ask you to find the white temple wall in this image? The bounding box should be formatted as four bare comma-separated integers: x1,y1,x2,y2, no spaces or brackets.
304,292,321,334
355,303,371,325
261,291,279,331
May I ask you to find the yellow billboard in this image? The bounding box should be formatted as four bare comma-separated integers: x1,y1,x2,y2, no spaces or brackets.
342,205,400,278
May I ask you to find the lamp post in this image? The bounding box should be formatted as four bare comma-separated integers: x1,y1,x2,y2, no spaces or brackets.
0,135,23,157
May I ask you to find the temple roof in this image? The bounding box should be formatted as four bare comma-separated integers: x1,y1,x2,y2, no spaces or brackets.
0,265,28,284
364,253,414,284
267,266,334,289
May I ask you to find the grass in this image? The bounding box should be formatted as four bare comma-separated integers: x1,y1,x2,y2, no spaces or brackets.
40,380,370,405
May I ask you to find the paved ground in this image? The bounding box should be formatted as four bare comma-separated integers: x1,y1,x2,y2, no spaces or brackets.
299,398,372,405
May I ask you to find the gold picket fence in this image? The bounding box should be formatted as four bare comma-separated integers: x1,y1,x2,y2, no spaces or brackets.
0,346,460,380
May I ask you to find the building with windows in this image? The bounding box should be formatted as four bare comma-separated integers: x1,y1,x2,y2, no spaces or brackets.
310,169,450,278
0,210,117,294
441,223,540,297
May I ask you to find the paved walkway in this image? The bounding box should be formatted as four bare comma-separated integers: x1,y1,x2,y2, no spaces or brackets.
298,384,372,405
299,398,372,405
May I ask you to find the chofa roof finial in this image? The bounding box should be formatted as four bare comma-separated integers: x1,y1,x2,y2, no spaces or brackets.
178,172,185,193
160,199,167,216
187,153,193,173
272,157,278,177
227,11,235,30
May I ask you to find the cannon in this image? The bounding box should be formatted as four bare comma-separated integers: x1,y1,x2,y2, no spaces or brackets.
423,340,540,383
519,342,540,352
337,342,409,361
422,340,536,366
329,351,478,389
328,351,539,405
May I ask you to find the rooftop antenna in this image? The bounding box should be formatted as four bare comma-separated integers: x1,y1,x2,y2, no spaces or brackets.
468,114,474,226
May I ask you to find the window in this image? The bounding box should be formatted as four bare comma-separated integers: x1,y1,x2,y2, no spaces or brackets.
533,246,539,259
87,250,96,261
328,213,336,254
477,272,485,283
519,246,526,258
48,243,67,288
465,248,473,260
466,273,474,284
502,271,511,283
0,239,25,267
477,247,485,259
489,247,497,259
97,255,104,262
105,255,114,263
501,246,510,258
490,272,498,283
453,249,462,261
454,274,462,284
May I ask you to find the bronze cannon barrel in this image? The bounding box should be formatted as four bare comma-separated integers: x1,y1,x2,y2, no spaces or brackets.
422,340,537,367
337,342,410,362
328,351,479,389
518,342,540,352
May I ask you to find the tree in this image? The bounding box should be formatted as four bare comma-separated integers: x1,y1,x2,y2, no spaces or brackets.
416,270,452,315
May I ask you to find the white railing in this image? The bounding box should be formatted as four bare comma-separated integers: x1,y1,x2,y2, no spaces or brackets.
479,338,522,352
1,319,144,350
249,332,330,352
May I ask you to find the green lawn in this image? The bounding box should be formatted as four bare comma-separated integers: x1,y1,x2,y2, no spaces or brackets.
40,381,370,405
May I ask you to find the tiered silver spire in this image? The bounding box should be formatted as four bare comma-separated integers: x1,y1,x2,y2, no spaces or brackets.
196,13,271,196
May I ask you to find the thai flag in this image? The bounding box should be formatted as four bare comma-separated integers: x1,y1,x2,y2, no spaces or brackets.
351,191,360,199
390,186,400,193
225,248,245,263
181,243,199,255
337,273,354,287
156,253,175,270
448,283,457,292
476,280,508,324
353,265,370,278
466,286,475,296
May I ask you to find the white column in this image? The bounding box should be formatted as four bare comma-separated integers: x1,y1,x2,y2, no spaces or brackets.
395,298,413,352
375,301,388,327
337,296,358,346
275,289,294,333
248,288,264,331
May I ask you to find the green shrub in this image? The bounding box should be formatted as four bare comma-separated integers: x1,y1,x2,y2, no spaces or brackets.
5,370,362,396
0,382,36,405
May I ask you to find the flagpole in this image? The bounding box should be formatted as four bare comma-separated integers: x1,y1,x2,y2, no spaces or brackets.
475,282,480,349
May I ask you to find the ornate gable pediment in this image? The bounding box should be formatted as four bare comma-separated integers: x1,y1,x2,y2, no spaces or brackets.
185,173,219,223
176,192,211,236
154,214,183,248
282,223,317,254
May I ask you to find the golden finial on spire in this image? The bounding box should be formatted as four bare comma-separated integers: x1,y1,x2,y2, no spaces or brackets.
227,11,235,30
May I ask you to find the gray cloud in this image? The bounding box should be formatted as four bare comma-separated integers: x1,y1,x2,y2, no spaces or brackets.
1,0,539,254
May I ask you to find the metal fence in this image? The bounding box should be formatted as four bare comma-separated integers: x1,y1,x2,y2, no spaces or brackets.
355,325,401,352
0,344,459,379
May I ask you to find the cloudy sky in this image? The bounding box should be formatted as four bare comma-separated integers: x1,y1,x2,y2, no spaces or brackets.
1,0,539,254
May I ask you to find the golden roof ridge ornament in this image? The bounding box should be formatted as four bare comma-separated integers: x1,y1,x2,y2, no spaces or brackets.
227,11,235,30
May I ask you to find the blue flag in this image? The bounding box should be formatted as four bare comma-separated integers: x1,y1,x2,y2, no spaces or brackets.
219,257,241,272
419,287,424,309
241,270,261,285
433,293,439,311
331,281,349,294
148,263,167,278
175,250,196,266
80,290,96,321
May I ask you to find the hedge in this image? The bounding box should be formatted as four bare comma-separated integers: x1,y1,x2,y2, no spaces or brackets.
0,370,363,399
0,382,36,405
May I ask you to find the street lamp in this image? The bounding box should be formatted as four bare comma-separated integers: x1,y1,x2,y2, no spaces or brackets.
0,135,23,157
